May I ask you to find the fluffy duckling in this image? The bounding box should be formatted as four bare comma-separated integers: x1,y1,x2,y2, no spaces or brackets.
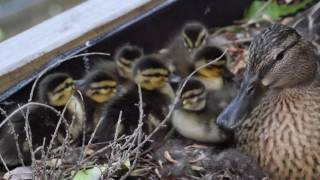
76,68,118,139
0,73,84,167
93,55,174,143
37,73,86,141
162,22,209,77
217,24,320,179
192,45,235,91
94,45,143,94
172,78,232,143
114,44,144,80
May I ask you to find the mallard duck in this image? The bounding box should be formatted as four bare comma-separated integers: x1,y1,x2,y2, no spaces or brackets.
191,45,235,91
171,78,232,143
93,55,174,143
162,22,209,77
217,24,320,179
0,73,84,167
76,69,118,140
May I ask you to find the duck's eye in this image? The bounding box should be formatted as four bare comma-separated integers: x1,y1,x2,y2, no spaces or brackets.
275,51,285,61
246,84,255,95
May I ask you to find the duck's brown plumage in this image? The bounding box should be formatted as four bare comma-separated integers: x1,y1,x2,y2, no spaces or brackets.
217,23,320,179
237,88,320,179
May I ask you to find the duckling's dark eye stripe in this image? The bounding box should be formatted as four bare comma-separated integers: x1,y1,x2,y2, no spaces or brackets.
91,86,116,90
53,78,74,93
54,83,73,93
142,73,168,77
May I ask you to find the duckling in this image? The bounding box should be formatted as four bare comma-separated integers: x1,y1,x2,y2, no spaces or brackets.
217,24,320,179
37,73,86,141
114,44,144,80
93,55,174,143
0,73,84,167
76,68,118,138
191,45,236,91
92,45,143,94
172,78,232,143
162,22,209,77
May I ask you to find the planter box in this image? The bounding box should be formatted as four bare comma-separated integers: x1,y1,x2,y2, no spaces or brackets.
0,0,251,118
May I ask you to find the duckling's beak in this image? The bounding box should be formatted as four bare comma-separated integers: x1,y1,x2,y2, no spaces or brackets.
216,73,265,130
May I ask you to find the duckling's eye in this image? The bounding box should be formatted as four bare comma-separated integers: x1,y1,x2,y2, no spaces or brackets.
275,51,285,61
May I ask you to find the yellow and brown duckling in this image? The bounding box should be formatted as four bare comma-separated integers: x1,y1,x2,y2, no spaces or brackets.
0,73,84,167
172,78,232,143
94,45,143,94
76,69,118,139
217,24,320,179
162,22,209,77
37,73,86,142
114,44,144,80
191,45,235,91
93,55,174,143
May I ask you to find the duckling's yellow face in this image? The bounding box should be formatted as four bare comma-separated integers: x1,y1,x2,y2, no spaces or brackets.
183,29,208,51
85,80,117,103
181,88,207,111
48,78,75,107
134,68,169,90
195,59,226,79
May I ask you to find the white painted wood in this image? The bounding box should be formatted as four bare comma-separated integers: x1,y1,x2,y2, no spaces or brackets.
0,0,151,76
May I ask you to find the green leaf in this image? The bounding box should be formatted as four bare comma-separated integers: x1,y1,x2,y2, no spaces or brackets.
72,166,108,180
72,159,131,180
244,0,313,23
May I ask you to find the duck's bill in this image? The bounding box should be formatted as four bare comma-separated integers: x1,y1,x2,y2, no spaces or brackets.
216,74,265,130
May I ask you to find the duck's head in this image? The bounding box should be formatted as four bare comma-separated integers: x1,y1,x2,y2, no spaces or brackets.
38,73,75,107
115,45,143,79
178,78,207,111
77,70,118,103
182,22,208,51
217,24,319,129
193,45,233,81
133,55,170,90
